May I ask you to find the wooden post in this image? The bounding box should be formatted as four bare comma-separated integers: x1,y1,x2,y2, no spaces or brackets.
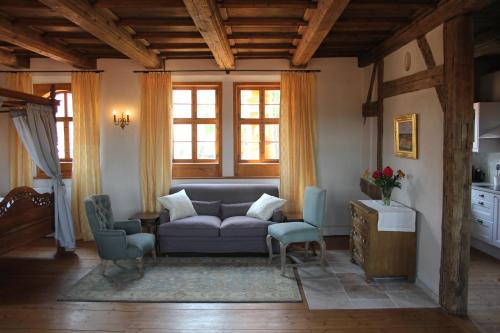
376,59,384,170
439,14,474,316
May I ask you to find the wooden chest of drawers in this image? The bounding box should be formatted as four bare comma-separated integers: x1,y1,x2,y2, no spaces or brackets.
350,200,416,282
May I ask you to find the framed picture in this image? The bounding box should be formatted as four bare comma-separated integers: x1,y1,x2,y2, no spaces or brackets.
394,113,417,159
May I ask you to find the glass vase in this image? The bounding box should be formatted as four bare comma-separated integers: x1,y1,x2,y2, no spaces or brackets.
381,188,392,206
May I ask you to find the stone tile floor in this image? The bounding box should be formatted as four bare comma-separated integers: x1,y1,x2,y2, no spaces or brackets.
295,250,438,310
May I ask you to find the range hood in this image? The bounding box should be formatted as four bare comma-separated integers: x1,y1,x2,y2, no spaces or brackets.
476,102,500,139
480,124,500,139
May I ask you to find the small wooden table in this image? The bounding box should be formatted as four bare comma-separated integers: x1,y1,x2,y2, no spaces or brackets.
129,212,160,252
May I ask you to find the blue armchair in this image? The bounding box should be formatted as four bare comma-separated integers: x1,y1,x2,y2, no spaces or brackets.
266,187,327,275
84,194,156,277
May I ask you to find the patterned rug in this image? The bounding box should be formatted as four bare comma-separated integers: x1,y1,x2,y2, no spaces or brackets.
59,257,302,303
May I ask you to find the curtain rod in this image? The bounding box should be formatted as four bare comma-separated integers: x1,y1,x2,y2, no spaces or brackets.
0,70,104,73
133,69,321,73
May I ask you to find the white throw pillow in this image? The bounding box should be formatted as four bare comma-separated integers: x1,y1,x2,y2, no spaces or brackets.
246,193,286,220
157,190,197,221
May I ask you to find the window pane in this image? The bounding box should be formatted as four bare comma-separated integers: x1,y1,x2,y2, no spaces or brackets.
241,90,259,104
241,124,259,142
173,90,191,104
241,143,259,160
197,124,216,141
174,142,192,159
173,104,191,118
55,93,65,117
265,142,279,160
197,104,216,118
241,104,259,118
56,122,65,159
69,121,74,159
265,90,280,104
197,142,216,159
197,89,216,104
264,104,280,118
173,124,192,141
66,93,73,117
241,124,259,160
265,124,279,142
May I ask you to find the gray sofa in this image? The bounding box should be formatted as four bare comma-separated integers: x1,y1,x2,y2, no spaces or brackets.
158,184,283,253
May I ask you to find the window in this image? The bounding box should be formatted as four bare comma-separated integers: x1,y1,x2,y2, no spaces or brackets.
234,83,280,177
33,84,72,179
172,83,222,178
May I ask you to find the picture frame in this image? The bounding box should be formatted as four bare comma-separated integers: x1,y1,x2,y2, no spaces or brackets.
394,113,417,159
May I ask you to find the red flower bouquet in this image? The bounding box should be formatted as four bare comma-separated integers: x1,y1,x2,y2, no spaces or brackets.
363,166,406,205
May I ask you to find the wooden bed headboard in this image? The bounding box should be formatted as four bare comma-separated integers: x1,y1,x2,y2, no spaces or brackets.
0,187,55,255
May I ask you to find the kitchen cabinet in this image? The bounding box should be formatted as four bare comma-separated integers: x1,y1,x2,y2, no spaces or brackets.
471,188,500,248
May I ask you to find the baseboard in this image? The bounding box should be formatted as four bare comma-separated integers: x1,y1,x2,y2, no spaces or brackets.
416,278,439,303
471,237,500,260
323,226,351,236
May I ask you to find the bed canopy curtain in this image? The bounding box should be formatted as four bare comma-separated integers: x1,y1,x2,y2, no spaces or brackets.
139,72,173,213
71,72,102,241
10,104,75,249
6,73,33,188
279,71,318,215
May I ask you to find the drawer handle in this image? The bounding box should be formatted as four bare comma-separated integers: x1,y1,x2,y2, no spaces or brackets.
478,201,484,206
477,219,484,225
479,194,485,198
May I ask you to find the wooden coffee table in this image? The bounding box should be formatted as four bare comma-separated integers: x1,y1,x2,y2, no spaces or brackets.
129,212,160,252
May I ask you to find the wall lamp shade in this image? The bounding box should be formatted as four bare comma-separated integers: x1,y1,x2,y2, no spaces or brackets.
113,110,130,129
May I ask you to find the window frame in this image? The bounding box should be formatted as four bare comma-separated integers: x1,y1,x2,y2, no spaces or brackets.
172,82,222,179
33,83,72,179
233,82,280,178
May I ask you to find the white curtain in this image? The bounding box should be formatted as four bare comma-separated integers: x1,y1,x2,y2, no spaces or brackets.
11,103,75,249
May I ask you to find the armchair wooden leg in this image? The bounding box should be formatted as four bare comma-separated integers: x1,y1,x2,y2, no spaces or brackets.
319,238,327,268
280,242,288,276
136,257,144,277
152,248,157,262
100,259,109,276
266,235,273,264
304,242,310,258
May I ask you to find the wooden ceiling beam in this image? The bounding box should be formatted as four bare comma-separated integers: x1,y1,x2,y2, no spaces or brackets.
224,18,308,27
183,0,235,69
229,32,302,39
217,0,317,9
236,52,291,58
39,0,161,69
93,0,184,7
292,0,350,67
0,49,29,68
0,17,95,68
348,1,435,11
148,43,208,49
232,43,295,49
134,32,203,39
117,18,194,27
0,0,44,8
14,18,75,27
358,0,494,67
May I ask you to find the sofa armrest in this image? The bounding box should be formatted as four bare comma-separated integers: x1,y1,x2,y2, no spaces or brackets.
271,209,285,223
159,208,171,224
114,219,142,234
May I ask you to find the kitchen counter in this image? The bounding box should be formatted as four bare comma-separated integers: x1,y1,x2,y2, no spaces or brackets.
472,183,500,195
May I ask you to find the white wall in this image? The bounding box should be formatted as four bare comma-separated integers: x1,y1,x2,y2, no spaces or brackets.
0,57,365,234
361,25,444,298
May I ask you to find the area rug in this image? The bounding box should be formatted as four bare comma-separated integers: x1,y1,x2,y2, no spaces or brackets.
59,257,302,303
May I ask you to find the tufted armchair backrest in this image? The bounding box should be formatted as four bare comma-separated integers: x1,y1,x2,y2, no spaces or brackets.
84,194,115,234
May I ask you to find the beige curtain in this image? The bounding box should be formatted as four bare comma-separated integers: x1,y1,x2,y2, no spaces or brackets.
6,73,33,188
140,72,172,213
280,72,318,215
71,72,102,241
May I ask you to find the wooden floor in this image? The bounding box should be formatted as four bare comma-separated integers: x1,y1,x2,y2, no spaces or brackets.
0,237,480,333
468,248,500,333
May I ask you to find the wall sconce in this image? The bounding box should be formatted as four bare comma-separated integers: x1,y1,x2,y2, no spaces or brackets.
113,110,130,129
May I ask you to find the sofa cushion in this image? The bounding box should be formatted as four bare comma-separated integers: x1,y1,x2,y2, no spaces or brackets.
158,215,221,238
268,222,320,244
192,200,221,217
221,202,252,220
247,193,286,220
220,216,275,237
158,189,197,221
126,233,155,257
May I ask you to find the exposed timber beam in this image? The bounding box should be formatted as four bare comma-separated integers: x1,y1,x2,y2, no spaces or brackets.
93,0,184,7
0,17,95,69
0,49,29,68
376,60,383,170
183,0,235,69
229,32,302,39
292,0,350,67
440,14,474,317
359,0,494,66
417,36,446,110
218,0,318,9
39,0,161,69
382,65,443,99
